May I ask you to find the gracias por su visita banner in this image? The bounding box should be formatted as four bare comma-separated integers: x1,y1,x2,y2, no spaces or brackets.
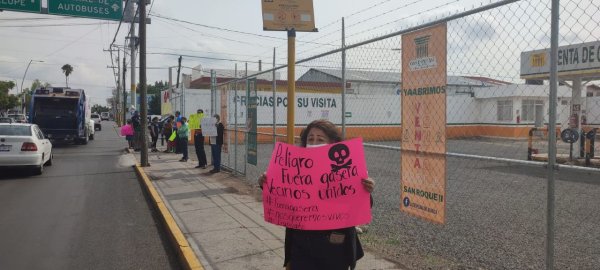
262,138,372,230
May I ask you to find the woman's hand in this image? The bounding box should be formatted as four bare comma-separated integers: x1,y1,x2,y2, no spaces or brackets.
258,172,267,190
362,177,375,193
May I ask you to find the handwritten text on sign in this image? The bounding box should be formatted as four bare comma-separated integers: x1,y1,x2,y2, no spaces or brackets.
263,138,371,230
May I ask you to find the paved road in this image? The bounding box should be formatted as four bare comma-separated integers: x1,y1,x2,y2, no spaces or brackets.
0,121,180,270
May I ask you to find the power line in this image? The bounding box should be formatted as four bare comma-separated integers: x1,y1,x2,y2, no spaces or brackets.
151,13,284,41
154,17,270,48
347,0,461,39
146,52,260,64
110,0,131,47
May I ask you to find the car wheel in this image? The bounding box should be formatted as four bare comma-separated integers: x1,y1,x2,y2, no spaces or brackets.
89,133,94,140
34,158,44,175
45,153,53,166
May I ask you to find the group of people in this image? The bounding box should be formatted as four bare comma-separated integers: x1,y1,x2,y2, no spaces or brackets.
124,114,374,269
120,109,225,174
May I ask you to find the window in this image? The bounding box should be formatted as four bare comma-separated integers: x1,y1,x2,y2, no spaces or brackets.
35,128,45,140
497,100,513,121
522,100,544,122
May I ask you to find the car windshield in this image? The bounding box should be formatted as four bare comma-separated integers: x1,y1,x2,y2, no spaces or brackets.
0,125,32,136
92,115,100,118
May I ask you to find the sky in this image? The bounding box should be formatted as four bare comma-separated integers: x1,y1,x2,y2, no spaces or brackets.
0,0,598,107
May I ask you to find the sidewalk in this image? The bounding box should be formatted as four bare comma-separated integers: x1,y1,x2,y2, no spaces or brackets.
134,145,402,270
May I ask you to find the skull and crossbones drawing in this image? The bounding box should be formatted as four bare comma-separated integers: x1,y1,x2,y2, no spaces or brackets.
328,144,352,172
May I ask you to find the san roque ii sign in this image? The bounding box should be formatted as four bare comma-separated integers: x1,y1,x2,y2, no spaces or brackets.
400,23,447,224
262,138,371,230
48,0,123,21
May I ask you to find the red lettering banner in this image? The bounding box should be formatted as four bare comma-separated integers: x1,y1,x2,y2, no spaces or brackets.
263,138,371,230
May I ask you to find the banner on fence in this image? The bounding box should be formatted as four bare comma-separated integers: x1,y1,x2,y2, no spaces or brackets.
262,138,371,230
201,117,217,136
400,23,448,224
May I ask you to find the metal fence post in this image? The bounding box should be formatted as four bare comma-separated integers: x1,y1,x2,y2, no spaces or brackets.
273,48,277,145
244,63,248,175
341,17,347,139
547,0,560,269
234,64,238,176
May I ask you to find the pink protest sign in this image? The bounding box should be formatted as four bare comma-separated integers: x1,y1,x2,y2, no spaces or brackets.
263,138,372,230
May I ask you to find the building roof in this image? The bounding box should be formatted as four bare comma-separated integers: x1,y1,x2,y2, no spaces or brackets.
300,68,512,87
473,84,579,98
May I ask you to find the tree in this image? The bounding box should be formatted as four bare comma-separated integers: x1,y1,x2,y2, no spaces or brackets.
91,104,110,114
0,80,18,113
61,64,74,87
149,93,161,115
0,80,16,95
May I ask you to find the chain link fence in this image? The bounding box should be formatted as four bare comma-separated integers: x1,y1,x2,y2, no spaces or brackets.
172,0,600,268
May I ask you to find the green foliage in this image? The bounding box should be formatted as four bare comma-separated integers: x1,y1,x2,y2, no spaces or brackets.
0,81,16,94
144,81,168,95
61,64,74,86
0,80,19,111
91,104,110,114
149,93,161,115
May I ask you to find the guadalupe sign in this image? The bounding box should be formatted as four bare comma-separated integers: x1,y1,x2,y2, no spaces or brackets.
263,138,371,230
400,23,447,224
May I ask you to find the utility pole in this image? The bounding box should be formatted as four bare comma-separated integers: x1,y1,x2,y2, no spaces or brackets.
123,53,127,124
104,46,121,124
129,1,137,111
115,48,121,125
139,0,149,167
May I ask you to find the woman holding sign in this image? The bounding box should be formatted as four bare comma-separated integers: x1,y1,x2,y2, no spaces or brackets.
259,119,375,270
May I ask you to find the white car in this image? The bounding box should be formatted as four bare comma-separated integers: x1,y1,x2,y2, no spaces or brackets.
91,113,102,131
0,123,53,175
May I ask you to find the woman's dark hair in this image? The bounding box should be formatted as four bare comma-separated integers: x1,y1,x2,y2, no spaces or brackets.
300,119,342,147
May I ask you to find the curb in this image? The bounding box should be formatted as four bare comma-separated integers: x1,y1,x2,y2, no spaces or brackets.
134,164,205,270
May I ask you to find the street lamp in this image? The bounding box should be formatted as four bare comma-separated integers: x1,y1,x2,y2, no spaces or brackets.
20,59,44,114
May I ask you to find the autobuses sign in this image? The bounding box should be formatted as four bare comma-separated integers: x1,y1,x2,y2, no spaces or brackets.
400,23,447,224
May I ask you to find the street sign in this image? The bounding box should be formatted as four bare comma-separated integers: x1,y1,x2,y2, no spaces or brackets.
261,0,317,32
0,0,41,13
48,0,123,21
521,41,600,80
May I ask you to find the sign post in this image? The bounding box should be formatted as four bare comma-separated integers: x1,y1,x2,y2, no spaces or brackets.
261,0,317,144
47,0,123,21
0,0,41,13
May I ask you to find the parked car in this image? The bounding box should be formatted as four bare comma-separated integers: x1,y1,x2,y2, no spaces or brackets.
100,112,110,121
0,117,13,123
7,114,27,123
0,123,53,175
91,114,102,130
